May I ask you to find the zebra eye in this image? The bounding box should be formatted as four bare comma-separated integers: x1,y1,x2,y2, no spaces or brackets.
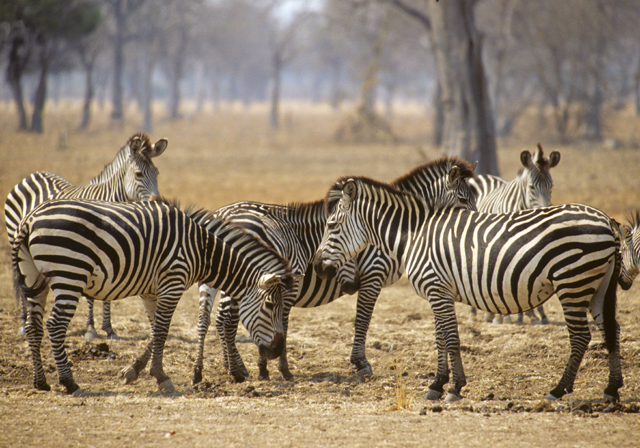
135,171,144,179
264,299,275,311
327,221,338,230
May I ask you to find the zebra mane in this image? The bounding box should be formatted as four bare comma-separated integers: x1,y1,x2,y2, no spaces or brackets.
325,176,416,215
88,133,155,185
392,156,476,189
266,198,326,221
625,209,640,233
186,204,295,288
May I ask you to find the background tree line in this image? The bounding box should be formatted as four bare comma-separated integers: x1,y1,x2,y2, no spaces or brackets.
2,0,640,176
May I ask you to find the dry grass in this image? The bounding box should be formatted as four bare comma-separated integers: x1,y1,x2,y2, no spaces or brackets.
1,101,640,447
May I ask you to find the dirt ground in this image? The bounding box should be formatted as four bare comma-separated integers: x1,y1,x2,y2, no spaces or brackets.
1,102,640,447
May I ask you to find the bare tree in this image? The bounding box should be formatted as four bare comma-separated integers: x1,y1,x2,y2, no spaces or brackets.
392,0,498,175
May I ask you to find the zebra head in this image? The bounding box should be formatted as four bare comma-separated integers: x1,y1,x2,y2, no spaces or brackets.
619,211,640,290
520,143,560,208
314,178,370,280
122,133,167,202
239,272,289,359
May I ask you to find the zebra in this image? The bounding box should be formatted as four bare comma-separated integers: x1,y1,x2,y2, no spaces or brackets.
5,132,167,339
468,143,561,325
618,210,640,290
313,176,623,402
193,157,477,384
11,197,293,395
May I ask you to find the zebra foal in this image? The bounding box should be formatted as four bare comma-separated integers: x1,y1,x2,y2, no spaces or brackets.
468,143,560,324
4,132,167,338
314,176,623,402
194,157,477,383
12,198,293,395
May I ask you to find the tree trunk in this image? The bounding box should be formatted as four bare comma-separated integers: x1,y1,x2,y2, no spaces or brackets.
269,50,282,129
30,45,49,134
79,62,94,130
432,80,443,146
142,53,155,133
169,27,188,121
111,0,125,120
427,0,498,175
6,34,29,131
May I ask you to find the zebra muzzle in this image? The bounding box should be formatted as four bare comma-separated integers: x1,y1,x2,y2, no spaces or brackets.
258,332,285,360
313,257,337,280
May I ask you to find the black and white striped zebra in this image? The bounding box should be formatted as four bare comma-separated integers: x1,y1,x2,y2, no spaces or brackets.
618,210,640,290
12,198,293,395
5,133,167,338
468,143,561,325
314,176,623,402
193,157,477,384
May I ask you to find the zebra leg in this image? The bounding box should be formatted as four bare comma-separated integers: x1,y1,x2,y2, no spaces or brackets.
46,293,82,395
467,306,477,322
587,267,623,401
547,306,591,400
491,312,504,324
85,297,98,341
119,295,156,386
215,295,249,382
522,309,538,325
18,294,28,336
431,300,466,401
536,304,550,325
25,293,50,391
426,328,449,400
193,284,217,385
275,299,296,381
102,301,119,340
349,280,383,378
147,291,184,394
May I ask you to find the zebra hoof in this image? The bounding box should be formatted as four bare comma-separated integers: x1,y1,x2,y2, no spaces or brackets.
603,393,619,403
106,333,120,341
85,330,97,342
192,367,203,386
444,393,462,402
158,379,175,394
119,366,138,385
540,318,550,325
545,393,561,401
426,388,444,401
18,326,26,336
355,365,373,379
72,388,84,397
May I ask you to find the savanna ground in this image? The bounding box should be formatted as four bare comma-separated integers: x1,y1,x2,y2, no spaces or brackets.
1,100,640,447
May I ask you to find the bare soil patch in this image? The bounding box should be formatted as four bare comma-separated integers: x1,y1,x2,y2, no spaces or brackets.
1,103,639,447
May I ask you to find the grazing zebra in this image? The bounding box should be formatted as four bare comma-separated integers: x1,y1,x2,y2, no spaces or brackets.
4,132,167,338
314,176,623,402
192,157,477,384
468,143,561,325
12,198,293,395
618,210,640,290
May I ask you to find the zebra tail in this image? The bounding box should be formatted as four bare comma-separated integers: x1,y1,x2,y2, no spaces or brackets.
602,230,621,354
10,219,49,308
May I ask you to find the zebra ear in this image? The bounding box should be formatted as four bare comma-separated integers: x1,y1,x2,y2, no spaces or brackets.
145,139,168,158
259,273,282,289
448,166,462,184
342,179,357,205
520,150,533,168
129,136,143,155
549,151,561,168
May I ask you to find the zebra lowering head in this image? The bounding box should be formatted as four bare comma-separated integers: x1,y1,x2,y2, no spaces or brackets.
618,210,640,290
88,132,167,202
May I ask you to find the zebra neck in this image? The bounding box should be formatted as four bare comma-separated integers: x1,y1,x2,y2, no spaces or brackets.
365,194,427,265
88,147,128,186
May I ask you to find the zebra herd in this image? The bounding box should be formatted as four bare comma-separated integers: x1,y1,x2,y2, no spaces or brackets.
5,133,638,403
